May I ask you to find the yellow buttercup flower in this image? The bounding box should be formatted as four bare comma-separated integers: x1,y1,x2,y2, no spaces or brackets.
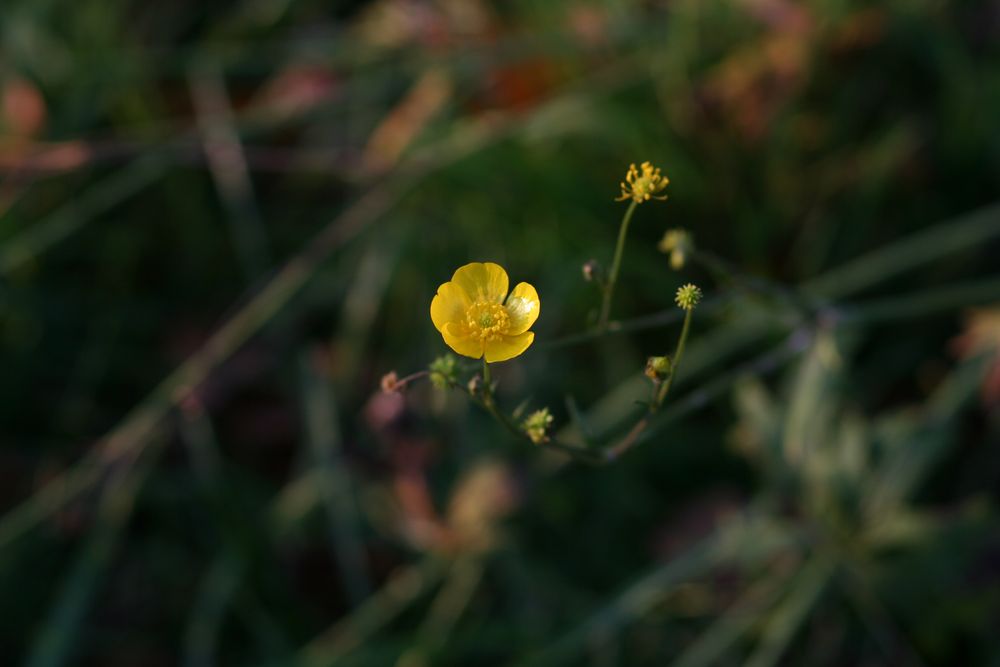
616,161,669,203
431,262,540,362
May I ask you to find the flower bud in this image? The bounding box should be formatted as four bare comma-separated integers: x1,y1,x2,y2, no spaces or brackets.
429,354,458,389
522,408,554,444
582,259,604,284
467,374,483,397
645,356,672,382
657,228,693,270
380,371,401,393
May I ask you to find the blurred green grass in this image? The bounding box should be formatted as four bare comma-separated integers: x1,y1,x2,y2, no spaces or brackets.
1,0,999,665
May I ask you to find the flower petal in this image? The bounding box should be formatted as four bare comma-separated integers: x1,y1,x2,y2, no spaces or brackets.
504,282,539,335
484,331,534,363
430,281,470,332
441,322,483,359
451,262,509,304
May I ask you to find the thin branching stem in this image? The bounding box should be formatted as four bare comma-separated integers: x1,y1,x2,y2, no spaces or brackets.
396,370,430,388
470,363,605,464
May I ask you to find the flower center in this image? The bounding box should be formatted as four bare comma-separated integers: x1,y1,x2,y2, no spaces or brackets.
465,301,510,341
632,177,654,197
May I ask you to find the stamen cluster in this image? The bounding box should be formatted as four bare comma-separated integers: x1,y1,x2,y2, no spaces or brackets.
617,161,669,203
466,302,511,342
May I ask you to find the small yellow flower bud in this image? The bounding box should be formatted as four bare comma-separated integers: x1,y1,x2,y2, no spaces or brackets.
645,356,672,382
616,161,669,204
429,354,458,389
675,283,702,310
657,228,693,270
522,408,554,444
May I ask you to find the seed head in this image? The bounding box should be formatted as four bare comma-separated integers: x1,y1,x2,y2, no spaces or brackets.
675,283,702,310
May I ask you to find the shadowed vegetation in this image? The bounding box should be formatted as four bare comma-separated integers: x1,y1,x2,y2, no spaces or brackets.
1,0,999,665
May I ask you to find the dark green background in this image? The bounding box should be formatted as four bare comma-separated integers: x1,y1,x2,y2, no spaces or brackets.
1,0,998,664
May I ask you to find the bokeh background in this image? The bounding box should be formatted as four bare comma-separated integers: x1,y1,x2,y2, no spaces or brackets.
2,0,999,665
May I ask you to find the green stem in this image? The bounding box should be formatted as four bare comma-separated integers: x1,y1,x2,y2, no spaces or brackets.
479,395,526,442
472,363,605,464
598,200,638,330
653,307,693,410
478,360,517,437
481,358,492,395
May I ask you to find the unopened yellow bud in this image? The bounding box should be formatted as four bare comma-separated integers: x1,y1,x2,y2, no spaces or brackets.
657,228,693,270
645,356,672,382
522,408,554,444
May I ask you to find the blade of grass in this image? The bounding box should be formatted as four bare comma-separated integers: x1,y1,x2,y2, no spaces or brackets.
24,436,166,667
671,575,786,667
189,64,271,280
842,565,926,667
515,537,721,667
398,556,486,665
867,355,989,516
0,154,167,274
419,556,485,642
745,557,834,667
298,558,448,667
299,348,371,606
183,552,245,667
177,400,257,667
0,461,104,550
516,514,796,666
842,275,1000,324
333,237,403,385
804,200,1000,300
0,174,413,550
